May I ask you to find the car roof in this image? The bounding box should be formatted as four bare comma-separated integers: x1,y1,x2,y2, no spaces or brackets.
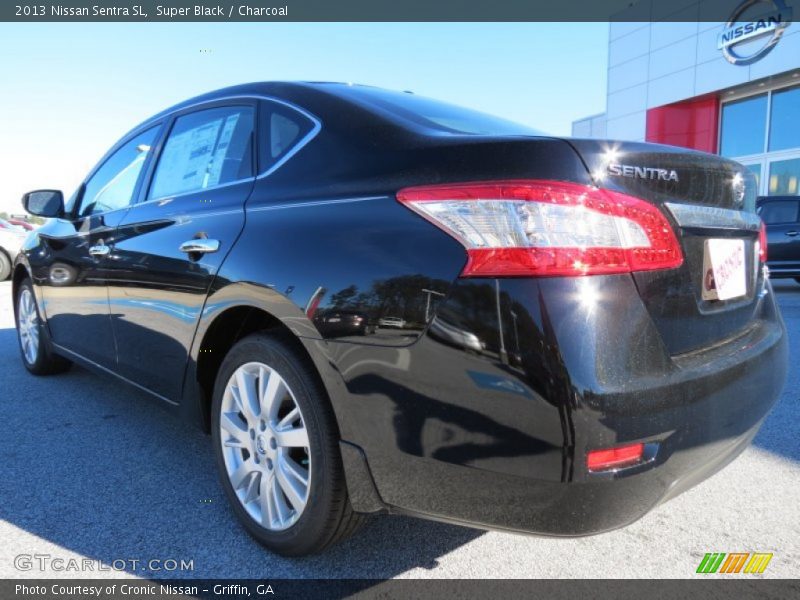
134,81,542,140
145,82,380,121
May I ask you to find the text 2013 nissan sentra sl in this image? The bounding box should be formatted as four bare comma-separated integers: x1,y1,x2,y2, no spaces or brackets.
13,82,788,556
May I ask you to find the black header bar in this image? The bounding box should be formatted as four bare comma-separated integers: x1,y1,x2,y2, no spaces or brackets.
4,579,800,600
0,0,780,22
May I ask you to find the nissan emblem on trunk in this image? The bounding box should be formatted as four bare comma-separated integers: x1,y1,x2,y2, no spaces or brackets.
718,0,793,65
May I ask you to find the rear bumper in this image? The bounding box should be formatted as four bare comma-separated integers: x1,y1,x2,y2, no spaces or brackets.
392,422,764,536
327,275,788,535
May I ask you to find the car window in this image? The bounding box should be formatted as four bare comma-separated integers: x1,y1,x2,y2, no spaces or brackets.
759,200,799,224
78,127,159,217
258,100,315,171
149,106,255,200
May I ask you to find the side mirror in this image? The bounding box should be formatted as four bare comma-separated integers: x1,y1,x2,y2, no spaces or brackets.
22,190,64,218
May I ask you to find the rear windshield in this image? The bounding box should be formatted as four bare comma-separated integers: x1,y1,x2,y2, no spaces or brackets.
340,86,543,136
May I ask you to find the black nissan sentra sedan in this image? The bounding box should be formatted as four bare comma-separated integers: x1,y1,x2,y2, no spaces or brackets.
13,82,788,556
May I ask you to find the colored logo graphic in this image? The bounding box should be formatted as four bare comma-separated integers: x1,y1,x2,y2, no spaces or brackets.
696,552,773,574
717,0,793,65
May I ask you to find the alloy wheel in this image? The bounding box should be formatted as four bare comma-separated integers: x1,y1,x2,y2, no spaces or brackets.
219,362,311,531
18,288,40,365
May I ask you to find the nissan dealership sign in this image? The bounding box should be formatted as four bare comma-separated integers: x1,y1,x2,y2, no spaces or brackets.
718,0,793,65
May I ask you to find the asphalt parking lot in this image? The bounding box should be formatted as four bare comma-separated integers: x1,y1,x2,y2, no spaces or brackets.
0,279,798,579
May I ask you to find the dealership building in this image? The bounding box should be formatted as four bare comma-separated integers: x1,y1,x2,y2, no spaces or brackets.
572,0,800,197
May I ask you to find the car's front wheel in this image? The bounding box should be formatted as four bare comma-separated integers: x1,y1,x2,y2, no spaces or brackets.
211,333,363,556
15,280,71,375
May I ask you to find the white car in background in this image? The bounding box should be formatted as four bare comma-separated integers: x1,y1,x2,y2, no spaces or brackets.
378,316,406,328
0,218,26,280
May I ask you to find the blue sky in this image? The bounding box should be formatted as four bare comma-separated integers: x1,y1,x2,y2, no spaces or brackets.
0,23,608,214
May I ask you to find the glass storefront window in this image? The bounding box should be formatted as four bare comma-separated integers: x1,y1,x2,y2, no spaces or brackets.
768,158,800,196
768,85,800,152
745,163,761,192
720,94,767,157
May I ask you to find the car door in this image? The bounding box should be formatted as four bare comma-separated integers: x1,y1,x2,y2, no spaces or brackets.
106,102,257,401
759,198,800,271
38,125,161,368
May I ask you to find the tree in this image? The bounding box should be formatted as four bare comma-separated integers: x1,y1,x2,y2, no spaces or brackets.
329,284,359,308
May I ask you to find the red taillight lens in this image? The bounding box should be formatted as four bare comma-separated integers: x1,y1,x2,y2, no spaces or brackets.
587,443,644,472
758,220,768,263
397,180,683,277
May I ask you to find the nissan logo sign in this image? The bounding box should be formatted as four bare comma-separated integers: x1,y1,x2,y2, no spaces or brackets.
717,0,793,65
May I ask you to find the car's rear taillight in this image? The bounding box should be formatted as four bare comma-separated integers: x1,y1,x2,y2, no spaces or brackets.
758,220,768,263
397,180,683,277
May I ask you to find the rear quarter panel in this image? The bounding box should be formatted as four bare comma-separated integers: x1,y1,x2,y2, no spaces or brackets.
187,133,592,442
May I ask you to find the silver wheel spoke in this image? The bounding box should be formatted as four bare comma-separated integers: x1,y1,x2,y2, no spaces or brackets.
271,476,290,523
229,460,254,490
220,412,249,447
276,455,308,512
243,471,260,504
259,474,275,527
259,367,286,421
281,454,309,486
277,406,300,429
234,369,259,422
274,424,309,448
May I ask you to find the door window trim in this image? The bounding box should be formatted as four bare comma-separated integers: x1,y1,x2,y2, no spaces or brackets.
71,94,322,215
135,175,257,208
140,100,258,204
134,95,321,206
157,95,320,180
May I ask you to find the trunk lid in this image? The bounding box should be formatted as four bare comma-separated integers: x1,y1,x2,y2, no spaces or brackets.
568,139,764,355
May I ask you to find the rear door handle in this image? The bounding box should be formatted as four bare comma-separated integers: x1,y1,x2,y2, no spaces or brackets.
88,243,110,257
179,239,220,254
786,231,799,237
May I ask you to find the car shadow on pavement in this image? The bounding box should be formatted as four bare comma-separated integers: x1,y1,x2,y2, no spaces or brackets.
0,327,482,579
752,284,800,463
753,393,800,463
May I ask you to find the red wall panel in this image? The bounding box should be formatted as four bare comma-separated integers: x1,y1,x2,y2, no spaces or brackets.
645,94,720,154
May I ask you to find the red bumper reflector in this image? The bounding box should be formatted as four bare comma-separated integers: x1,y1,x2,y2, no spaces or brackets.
587,443,644,471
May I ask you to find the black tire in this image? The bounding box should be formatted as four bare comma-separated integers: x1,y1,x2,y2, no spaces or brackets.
14,279,72,375
0,251,11,281
211,332,364,556
795,278,800,284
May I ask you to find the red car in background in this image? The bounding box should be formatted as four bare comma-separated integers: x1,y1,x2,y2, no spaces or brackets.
7,218,34,231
